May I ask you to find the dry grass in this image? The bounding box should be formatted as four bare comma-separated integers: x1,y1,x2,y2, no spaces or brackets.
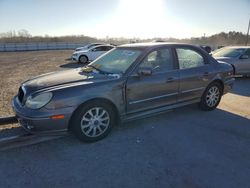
0,50,75,119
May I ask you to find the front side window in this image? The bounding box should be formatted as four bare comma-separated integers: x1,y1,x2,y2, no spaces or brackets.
93,46,113,51
139,48,174,73
88,44,102,49
92,46,103,51
176,48,205,69
103,46,113,51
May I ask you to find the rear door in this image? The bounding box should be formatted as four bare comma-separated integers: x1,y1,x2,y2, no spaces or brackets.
126,47,179,113
175,46,214,102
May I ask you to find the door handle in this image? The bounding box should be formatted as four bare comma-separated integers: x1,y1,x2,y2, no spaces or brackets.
166,77,176,83
203,72,210,76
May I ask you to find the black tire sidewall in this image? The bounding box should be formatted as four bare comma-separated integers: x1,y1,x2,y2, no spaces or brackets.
70,102,115,142
200,83,222,111
79,55,88,64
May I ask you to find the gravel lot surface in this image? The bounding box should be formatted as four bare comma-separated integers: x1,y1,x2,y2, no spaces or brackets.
0,51,250,188
0,50,78,129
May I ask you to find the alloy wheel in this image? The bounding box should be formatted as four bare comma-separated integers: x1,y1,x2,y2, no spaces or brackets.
205,86,220,107
80,107,110,137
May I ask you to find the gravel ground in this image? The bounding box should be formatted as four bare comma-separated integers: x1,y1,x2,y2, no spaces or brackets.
0,50,80,129
0,51,250,188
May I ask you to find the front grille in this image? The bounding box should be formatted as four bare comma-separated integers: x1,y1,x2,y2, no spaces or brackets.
18,87,24,104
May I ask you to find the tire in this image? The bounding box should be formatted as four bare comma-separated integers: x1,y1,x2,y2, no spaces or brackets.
70,101,115,142
199,82,223,111
78,55,88,64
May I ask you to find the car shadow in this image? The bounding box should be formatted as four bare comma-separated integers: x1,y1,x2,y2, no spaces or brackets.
121,104,250,139
230,78,250,97
60,62,84,69
3,105,250,161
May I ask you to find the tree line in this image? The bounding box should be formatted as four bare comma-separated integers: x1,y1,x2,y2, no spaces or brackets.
0,29,249,47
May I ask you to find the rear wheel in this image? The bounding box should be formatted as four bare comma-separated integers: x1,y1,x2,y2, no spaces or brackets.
70,101,115,142
79,55,88,64
199,82,222,111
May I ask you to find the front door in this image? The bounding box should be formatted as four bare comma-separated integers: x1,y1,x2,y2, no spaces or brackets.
126,47,179,114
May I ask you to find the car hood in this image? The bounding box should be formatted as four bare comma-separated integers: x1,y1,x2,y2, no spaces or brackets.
213,57,236,64
76,47,87,51
22,68,119,94
73,50,88,55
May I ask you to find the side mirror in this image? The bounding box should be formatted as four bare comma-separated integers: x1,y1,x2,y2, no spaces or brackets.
240,55,249,59
138,67,152,76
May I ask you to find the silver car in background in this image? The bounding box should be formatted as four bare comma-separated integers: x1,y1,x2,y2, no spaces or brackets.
213,46,250,76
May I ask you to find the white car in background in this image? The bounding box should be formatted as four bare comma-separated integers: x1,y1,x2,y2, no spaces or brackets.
74,43,106,52
72,44,115,64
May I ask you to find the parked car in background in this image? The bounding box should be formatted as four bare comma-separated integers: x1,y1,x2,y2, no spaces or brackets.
74,43,106,52
200,45,212,54
213,46,250,76
12,43,234,142
72,44,115,63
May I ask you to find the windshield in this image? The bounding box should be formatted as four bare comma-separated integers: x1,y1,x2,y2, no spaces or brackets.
88,48,142,74
213,48,245,58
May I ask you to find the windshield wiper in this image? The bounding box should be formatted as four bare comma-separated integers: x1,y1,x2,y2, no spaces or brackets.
87,65,113,75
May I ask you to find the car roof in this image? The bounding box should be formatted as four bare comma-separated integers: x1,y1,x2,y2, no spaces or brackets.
77,43,106,48
89,44,114,49
118,42,200,50
87,43,106,46
224,46,250,49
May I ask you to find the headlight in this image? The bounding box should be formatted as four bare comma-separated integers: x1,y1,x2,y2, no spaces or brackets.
25,92,53,109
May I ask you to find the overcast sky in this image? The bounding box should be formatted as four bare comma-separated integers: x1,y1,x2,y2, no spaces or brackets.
0,0,249,39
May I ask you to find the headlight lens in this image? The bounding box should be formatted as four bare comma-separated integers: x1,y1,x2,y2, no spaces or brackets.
25,92,53,109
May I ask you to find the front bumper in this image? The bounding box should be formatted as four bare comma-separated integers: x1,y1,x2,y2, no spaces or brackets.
12,96,74,134
71,55,78,62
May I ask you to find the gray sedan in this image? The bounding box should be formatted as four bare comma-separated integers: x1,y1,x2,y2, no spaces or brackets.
213,46,250,76
12,43,235,142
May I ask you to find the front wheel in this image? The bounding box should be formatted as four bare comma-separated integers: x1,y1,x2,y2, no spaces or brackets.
70,102,115,142
199,83,222,111
78,55,88,64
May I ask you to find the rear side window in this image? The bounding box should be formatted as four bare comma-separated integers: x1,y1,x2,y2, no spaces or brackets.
176,48,205,69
